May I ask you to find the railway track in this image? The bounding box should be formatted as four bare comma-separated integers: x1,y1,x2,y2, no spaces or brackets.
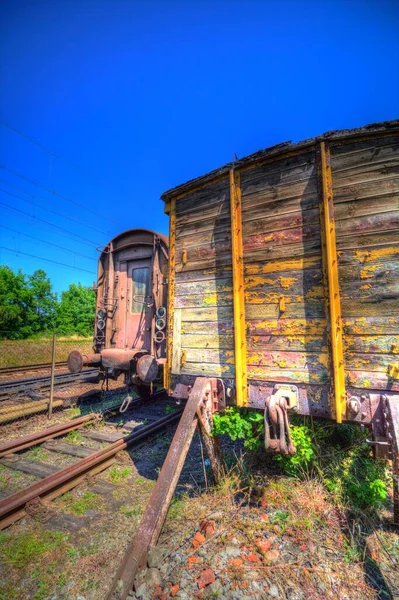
0,368,99,398
0,392,181,529
0,361,68,376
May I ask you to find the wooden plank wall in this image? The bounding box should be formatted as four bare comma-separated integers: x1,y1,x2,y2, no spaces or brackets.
173,179,235,378
331,135,399,392
240,151,330,386
170,130,398,401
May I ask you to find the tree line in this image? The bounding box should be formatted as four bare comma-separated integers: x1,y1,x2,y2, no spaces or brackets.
0,266,96,339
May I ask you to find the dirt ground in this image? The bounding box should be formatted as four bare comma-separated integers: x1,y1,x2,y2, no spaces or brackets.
1,426,398,600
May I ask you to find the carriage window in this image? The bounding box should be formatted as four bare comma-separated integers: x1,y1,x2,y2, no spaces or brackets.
131,267,150,313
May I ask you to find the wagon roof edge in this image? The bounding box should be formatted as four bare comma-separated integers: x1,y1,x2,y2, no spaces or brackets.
160,119,399,202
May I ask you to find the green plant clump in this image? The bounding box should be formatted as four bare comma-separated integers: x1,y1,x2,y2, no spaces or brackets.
212,406,264,450
212,408,389,511
274,421,319,477
110,466,131,483
0,530,66,569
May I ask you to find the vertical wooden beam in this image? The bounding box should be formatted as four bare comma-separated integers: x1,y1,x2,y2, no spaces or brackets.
229,169,248,407
319,142,346,423
165,198,176,392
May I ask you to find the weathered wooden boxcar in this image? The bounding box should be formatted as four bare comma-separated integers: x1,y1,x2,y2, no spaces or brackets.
106,122,399,598
162,120,399,443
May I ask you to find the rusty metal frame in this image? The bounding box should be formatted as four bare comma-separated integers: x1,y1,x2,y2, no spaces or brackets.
105,377,216,600
165,197,176,392
229,168,248,407
319,141,346,423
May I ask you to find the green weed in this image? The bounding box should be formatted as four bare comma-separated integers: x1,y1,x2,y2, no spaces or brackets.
65,430,83,444
0,531,66,569
63,491,100,515
212,407,263,450
110,465,131,483
28,446,49,462
212,410,389,512
270,509,290,525
167,496,186,519
120,504,142,518
343,538,362,563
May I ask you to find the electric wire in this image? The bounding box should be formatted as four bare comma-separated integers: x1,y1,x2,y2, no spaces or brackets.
0,179,110,236
0,164,120,225
1,121,124,202
0,206,99,251
0,224,97,261
0,192,99,248
0,246,95,274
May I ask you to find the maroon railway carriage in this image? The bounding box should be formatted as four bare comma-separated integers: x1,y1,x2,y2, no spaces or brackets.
68,228,169,399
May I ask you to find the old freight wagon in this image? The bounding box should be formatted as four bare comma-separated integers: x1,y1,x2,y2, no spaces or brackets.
108,121,399,598
162,120,399,445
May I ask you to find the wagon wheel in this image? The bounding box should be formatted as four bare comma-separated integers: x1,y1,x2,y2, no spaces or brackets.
133,383,156,401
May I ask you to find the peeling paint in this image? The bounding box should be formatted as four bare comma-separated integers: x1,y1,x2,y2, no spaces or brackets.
280,276,296,289
354,246,399,263
360,265,378,279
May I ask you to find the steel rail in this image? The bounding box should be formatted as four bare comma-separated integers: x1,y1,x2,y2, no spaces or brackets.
0,413,99,457
0,362,68,375
105,377,214,600
0,369,98,392
0,409,182,529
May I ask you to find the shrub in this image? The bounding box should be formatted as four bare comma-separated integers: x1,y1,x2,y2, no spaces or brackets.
211,408,389,510
212,407,263,450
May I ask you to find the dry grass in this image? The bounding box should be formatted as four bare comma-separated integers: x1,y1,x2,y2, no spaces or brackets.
0,337,92,368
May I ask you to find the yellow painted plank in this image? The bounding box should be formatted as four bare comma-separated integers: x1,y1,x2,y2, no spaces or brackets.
320,141,346,423
166,198,176,391
230,168,247,406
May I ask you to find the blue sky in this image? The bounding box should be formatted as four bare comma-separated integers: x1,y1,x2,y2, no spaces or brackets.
0,0,398,295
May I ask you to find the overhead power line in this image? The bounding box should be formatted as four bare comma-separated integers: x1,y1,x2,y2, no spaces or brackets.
0,164,120,225
0,224,97,261
1,121,124,202
0,179,110,236
0,245,96,274
0,190,99,248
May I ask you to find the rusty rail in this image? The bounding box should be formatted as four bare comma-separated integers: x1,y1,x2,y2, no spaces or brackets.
105,377,221,600
0,413,99,458
0,409,182,529
0,369,98,395
0,361,68,375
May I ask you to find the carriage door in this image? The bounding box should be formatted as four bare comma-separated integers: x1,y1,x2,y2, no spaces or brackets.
125,259,153,350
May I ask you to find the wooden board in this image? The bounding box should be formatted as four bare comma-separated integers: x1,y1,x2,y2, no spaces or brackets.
42,441,93,458
82,430,126,443
332,136,399,391
0,458,58,478
169,129,399,401
174,179,234,379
